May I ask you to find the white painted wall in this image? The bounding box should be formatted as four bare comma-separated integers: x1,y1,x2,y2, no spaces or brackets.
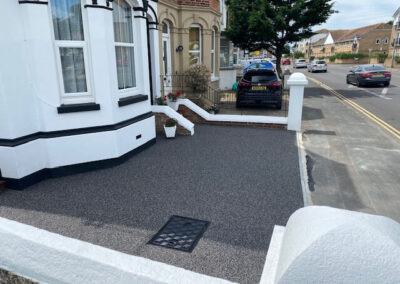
0,216,236,284
273,206,400,284
0,0,158,182
219,68,237,90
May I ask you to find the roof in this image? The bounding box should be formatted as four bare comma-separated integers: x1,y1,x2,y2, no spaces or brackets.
311,23,392,46
394,7,400,18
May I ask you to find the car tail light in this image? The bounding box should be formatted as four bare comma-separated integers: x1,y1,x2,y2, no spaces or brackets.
313,65,317,67
362,73,373,78
238,81,250,88
325,64,327,67
384,72,392,77
269,81,282,87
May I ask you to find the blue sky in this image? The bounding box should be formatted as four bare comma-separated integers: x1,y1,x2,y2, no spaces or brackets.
313,0,399,31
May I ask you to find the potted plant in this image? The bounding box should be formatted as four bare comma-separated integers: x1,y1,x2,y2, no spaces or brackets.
164,118,177,138
167,91,182,111
156,95,167,105
207,106,219,114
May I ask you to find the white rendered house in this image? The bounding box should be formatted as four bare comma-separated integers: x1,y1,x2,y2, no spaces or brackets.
0,0,161,189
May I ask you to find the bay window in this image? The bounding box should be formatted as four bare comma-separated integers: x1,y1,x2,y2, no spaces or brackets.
50,0,90,99
189,25,201,65
113,0,136,91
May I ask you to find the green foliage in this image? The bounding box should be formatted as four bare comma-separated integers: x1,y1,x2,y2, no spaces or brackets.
225,0,335,73
395,56,400,64
310,56,315,61
329,55,336,62
184,65,210,92
165,118,177,127
156,96,167,105
294,51,305,59
377,53,388,63
318,56,325,60
335,52,367,59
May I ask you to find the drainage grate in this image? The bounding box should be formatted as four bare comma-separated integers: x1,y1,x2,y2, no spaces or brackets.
148,216,210,253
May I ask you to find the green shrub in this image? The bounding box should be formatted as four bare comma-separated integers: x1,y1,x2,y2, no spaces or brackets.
335,52,367,59
329,55,336,62
184,64,210,92
318,56,325,60
395,56,400,64
294,51,305,59
377,53,388,63
310,56,315,61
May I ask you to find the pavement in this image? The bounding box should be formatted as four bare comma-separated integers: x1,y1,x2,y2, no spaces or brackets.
0,125,303,284
294,64,400,222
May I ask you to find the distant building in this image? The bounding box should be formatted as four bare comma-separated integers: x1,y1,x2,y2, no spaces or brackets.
389,8,400,58
296,23,392,58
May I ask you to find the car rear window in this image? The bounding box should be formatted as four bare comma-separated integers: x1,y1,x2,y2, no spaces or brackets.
364,66,386,72
298,60,306,62
244,72,277,83
316,61,326,64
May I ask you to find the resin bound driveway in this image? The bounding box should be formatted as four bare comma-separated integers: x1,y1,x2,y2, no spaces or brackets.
0,125,303,284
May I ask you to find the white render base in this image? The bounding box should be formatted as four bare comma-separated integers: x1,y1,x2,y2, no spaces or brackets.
177,99,288,125
0,216,236,284
151,105,195,135
0,116,156,180
260,226,285,284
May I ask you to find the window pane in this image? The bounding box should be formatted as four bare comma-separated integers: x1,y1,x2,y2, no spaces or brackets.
189,52,201,65
51,0,84,41
113,0,133,43
189,27,200,51
115,46,136,89
211,31,215,50
60,47,87,93
162,22,169,34
211,53,214,73
220,36,230,68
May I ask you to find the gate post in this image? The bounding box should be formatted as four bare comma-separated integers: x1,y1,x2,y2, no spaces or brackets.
287,73,308,131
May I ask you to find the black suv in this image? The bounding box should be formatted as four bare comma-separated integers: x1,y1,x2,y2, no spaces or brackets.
236,69,282,109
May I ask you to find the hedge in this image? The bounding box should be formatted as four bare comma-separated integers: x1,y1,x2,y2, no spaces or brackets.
335,52,368,59
329,55,336,62
395,56,400,64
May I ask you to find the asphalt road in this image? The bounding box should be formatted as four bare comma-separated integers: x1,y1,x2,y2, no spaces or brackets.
298,64,400,130
294,64,400,222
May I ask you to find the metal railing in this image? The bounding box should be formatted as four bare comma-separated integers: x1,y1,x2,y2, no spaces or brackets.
394,39,400,47
160,74,221,109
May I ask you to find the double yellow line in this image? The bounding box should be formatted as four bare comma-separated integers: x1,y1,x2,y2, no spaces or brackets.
308,76,400,140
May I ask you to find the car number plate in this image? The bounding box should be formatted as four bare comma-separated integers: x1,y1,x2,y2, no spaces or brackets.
373,74,383,78
252,86,267,91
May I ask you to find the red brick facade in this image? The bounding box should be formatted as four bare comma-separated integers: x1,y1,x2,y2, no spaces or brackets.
166,0,220,12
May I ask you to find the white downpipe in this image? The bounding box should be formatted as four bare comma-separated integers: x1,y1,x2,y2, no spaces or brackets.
152,105,195,136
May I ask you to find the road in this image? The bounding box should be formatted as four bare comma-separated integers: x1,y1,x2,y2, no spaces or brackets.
295,64,400,222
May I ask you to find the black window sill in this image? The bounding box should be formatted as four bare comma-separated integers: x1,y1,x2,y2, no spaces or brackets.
57,103,101,114
118,95,148,107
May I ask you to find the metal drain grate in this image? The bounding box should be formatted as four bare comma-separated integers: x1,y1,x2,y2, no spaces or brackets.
148,216,210,252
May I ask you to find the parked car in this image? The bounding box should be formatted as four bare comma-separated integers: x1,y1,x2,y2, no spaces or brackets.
242,62,275,74
307,60,328,73
236,68,283,109
293,59,307,68
346,64,391,87
282,58,291,65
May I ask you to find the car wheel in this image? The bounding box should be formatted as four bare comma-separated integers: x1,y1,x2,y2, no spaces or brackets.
346,77,350,84
356,79,362,87
324,70,327,73
384,82,390,87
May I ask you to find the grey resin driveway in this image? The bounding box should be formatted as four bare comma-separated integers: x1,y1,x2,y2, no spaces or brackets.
0,125,303,284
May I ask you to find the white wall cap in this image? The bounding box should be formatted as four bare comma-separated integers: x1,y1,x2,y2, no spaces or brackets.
274,206,400,284
287,73,308,86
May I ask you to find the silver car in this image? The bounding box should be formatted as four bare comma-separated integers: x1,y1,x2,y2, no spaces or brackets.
308,60,328,73
294,59,307,68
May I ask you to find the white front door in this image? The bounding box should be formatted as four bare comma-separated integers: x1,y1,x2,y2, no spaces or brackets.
162,22,172,95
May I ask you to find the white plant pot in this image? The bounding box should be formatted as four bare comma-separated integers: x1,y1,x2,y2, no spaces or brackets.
164,125,177,138
168,101,179,111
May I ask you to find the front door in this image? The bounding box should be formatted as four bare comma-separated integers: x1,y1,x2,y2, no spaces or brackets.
162,22,172,95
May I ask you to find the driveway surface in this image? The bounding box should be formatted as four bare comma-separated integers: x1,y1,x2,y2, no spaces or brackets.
0,125,303,284
294,64,400,222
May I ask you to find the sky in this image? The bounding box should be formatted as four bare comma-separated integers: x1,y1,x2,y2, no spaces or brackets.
313,0,399,31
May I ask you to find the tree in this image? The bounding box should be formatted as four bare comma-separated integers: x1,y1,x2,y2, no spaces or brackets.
225,0,335,75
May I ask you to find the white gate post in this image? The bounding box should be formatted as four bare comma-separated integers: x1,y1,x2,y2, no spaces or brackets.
287,73,308,131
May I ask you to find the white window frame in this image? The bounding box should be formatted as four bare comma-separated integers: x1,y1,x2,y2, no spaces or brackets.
113,0,139,98
189,24,202,65
211,29,215,76
49,0,93,105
